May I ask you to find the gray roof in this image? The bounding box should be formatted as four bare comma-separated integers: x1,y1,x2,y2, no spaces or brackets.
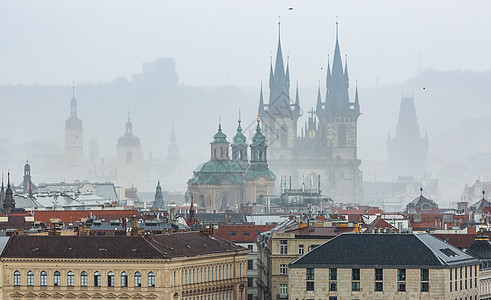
290,233,478,269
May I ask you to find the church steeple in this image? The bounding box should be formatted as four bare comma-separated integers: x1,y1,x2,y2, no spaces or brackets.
126,113,133,137
3,172,15,215
294,81,300,109
65,82,82,129
168,121,179,158
232,111,248,169
211,119,229,160
316,81,322,113
153,181,164,209
259,82,265,112
249,117,268,169
354,81,360,113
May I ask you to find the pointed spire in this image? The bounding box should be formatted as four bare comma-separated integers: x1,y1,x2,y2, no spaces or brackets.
7,171,10,188
269,57,274,89
72,81,75,99
316,81,323,113
354,80,360,113
259,81,265,112
295,81,300,107
344,54,349,88
326,55,331,88
286,56,290,89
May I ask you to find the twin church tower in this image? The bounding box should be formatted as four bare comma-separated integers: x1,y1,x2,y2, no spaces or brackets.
259,22,363,202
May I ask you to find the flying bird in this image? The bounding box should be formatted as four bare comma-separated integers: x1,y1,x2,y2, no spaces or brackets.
288,7,294,10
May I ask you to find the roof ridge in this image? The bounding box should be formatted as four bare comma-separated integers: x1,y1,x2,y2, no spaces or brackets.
414,233,447,266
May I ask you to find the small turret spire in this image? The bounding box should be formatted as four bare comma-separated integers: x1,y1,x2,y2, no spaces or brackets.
295,80,300,107
72,81,75,99
316,81,322,112
344,54,349,88
354,80,360,113
259,81,265,112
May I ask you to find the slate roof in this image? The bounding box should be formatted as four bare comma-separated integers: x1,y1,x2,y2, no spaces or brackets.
290,233,478,269
1,232,247,260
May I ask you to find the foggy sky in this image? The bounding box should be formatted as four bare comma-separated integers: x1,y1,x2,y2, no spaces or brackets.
2,0,491,88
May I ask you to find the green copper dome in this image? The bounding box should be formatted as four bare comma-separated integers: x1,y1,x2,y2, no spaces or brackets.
233,120,247,144
251,119,266,146
212,124,228,144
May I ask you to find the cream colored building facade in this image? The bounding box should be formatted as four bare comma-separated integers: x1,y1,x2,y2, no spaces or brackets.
288,233,480,300
256,222,356,300
0,233,248,300
289,267,479,300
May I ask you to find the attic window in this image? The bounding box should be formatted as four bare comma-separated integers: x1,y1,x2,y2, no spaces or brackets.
229,231,236,236
440,248,458,257
243,231,250,236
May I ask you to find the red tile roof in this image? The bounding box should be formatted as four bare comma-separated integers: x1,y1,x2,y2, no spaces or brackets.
214,224,276,243
1,232,248,259
32,210,138,223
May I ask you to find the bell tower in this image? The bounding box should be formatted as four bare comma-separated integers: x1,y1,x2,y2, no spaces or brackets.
64,83,84,181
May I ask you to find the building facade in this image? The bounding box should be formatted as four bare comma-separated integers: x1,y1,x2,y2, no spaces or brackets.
116,115,142,189
259,22,362,202
187,118,275,211
0,232,248,300
289,233,479,300
256,220,357,300
64,87,84,182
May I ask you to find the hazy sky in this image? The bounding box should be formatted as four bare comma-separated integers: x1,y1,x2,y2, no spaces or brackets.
2,0,491,88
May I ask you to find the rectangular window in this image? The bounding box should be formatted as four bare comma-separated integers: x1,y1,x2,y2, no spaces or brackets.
328,297,337,300
465,280,467,289
279,284,288,296
352,268,360,281
329,268,337,280
351,281,360,291
247,277,253,287
375,282,383,292
421,269,429,292
421,282,429,292
248,245,254,251
248,260,254,270
229,231,236,236
398,269,406,281
306,268,314,280
280,264,288,275
298,244,304,255
465,266,468,278
375,268,383,281
243,231,250,236
329,281,337,291
280,240,288,254
306,268,314,291
398,282,406,292
421,269,429,281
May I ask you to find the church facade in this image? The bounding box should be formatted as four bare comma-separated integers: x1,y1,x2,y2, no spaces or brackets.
259,23,363,202
187,118,275,211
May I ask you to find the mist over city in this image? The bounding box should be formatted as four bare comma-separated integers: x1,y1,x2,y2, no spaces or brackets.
1,2,491,299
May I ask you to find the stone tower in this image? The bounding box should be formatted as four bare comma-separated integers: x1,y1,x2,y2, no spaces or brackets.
231,115,249,170
153,181,164,209
22,160,32,193
3,172,15,215
64,84,84,181
314,22,362,201
259,22,301,164
244,117,276,203
387,96,429,179
116,114,142,188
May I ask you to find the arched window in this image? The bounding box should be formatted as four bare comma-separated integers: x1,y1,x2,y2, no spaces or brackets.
40,271,47,286
214,148,217,158
67,271,74,286
134,271,141,287
219,266,222,280
54,271,61,286
80,271,88,287
27,270,34,286
94,271,101,287
173,271,176,287
107,271,114,287
121,272,128,287
337,124,347,147
185,269,188,284
126,151,132,163
14,270,21,286
148,272,155,287
220,147,224,158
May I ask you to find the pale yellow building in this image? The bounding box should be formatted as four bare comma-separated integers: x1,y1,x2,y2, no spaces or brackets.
288,233,479,300
256,220,357,300
0,232,248,299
